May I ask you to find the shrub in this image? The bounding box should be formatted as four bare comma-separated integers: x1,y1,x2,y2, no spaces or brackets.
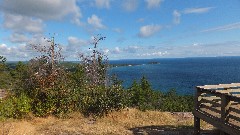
160,89,194,112
0,97,16,118
0,35,194,119
78,85,126,116
0,94,31,119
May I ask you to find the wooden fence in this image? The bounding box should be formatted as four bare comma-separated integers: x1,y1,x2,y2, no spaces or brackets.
193,83,240,135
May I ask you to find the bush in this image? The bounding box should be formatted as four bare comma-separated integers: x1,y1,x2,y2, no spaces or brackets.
0,94,31,119
0,97,16,118
78,85,126,116
160,89,194,112
127,78,193,112
0,36,194,119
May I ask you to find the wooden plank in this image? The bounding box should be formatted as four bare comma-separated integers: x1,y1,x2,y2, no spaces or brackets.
230,83,240,86
228,88,240,92
194,116,200,135
194,87,201,110
197,83,240,89
221,94,231,122
227,122,240,132
230,106,240,114
202,96,221,100
200,108,221,119
194,87,201,135
231,102,239,105
199,88,223,97
200,104,221,114
216,90,230,94
200,98,221,107
229,95,240,102
216,89,240,95
195,83,240,135
193,110,240,135
228,114,240,123
232,94,240,97
220,83,240,88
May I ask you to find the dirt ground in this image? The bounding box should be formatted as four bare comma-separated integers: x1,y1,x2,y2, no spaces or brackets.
0,108,218,135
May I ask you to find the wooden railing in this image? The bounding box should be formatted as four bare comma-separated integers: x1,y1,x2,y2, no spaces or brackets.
193,83,240,135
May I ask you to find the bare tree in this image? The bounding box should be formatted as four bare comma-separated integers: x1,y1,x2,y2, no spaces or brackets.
79,35,108,87
28,36,65,91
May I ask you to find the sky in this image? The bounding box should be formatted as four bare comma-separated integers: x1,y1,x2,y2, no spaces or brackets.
0,0,240,61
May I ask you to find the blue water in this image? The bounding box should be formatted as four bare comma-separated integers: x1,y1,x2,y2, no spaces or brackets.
108,57,240,95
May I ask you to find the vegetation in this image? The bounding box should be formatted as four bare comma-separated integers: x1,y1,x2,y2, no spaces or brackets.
2,108,211,135
0,35,194,119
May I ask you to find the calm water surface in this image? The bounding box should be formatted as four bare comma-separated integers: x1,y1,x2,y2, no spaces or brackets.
108,57,240,95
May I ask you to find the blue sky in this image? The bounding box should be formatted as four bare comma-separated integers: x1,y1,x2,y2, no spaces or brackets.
0,0,240,61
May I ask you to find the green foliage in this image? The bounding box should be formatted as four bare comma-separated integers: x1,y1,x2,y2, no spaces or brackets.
0,94,31,119
0,36,194,119
0,57,13,89
70,64,86,89
78,85,126,116
15,94,32,118
0,97,15,118
159,89,194,112
128,77,162,111
128,77,193,112
10,62,29,94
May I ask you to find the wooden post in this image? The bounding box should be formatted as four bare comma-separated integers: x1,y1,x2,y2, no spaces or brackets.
220,93,231,135
194,87,201,135
194,116,200,135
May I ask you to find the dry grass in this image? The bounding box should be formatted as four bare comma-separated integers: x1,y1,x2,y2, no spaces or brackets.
0,108,214,135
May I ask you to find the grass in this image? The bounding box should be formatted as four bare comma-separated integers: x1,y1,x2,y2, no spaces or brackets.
0,108,214,135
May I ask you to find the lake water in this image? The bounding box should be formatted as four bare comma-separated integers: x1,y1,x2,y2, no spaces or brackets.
108,57,240,95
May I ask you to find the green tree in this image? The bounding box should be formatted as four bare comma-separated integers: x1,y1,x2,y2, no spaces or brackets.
0,56,12,89
10,62,29,95
129,80,144,108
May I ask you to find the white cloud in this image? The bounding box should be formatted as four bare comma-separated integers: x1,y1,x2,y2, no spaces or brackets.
102,48,110,54
162,41,240,57
67,36,88,51
9,33,29,43
0,44,8,55
138,24,161,38
124,46,140,53
1,0,82,27
3,13,44,33
201,22,240,32
28,34,48,45
0,43,34,61
172,7,214,25
68,36,88,46
95,0,111,9
87,14,106,30
122,0,138,12
1,0,82,22
183,7,214,14
173,10,181,24
145,0,163,9
111,47,121,54
139,51,168,57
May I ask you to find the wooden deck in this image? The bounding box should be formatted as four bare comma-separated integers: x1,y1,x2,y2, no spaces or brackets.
193,83,240,135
